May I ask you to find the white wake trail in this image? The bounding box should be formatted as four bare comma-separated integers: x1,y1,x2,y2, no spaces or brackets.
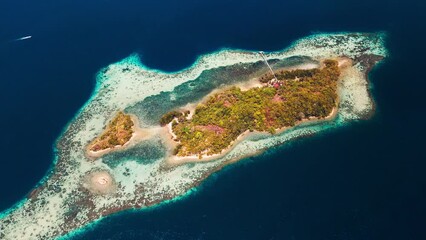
13,35,32,41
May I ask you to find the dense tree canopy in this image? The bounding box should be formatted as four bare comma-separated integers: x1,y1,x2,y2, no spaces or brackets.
161,60,340,158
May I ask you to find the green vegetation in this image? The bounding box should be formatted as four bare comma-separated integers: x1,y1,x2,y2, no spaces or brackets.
259,68,320,83
159,111,183,126
89,112,134,151
164,60,340,158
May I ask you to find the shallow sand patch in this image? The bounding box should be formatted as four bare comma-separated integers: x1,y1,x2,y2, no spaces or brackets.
83,171,116,195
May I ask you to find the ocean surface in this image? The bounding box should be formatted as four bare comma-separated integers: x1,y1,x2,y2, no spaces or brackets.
1,0,425,239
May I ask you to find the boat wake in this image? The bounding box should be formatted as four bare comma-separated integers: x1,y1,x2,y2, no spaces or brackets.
12,35,32,42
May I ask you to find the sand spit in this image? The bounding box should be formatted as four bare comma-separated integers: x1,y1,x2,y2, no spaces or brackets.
0,32,387,240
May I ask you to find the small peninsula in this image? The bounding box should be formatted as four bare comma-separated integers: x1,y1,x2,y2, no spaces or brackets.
88,111,134,152
86,112,155,159
0,32,387,240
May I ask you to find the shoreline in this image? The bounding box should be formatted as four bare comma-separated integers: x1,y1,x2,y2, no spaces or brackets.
164,58,348,166
165,106,338,166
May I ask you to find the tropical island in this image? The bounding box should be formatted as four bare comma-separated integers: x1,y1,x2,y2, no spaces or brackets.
0,33,387,240
162,60,340,159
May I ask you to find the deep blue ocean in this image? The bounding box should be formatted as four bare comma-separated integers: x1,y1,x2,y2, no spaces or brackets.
1,0,426,239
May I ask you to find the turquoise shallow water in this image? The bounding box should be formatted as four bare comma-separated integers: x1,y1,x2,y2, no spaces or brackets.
1,0,426,239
